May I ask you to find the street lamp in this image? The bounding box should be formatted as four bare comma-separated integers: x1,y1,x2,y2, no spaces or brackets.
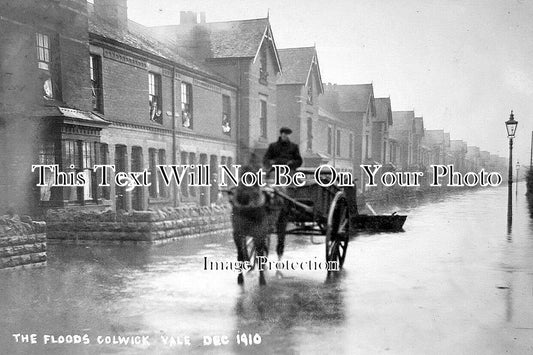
506,111,518,222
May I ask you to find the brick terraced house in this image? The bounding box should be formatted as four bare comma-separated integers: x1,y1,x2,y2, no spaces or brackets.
146,12,283,164
275,46,325,168
0,0,240,216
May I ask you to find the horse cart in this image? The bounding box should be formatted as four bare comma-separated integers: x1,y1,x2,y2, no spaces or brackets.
228,167,358,285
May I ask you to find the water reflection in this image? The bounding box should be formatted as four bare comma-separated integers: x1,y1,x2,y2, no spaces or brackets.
232,273,346,354
527,194,533,218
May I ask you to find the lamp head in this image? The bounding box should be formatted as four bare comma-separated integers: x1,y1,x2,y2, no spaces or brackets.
505,110,518,138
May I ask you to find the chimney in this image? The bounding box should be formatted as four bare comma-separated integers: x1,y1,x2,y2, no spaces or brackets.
180,11,198,25
94,0,128,30
200,12,206,23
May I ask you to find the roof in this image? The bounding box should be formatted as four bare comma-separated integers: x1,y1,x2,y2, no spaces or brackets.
323,84,374,113
318,106,346,125
391,111,415,131
450,140,466,152
148,18,282,72
466,146,481,158
87,4,234,87
277,47,323,92
424,129,445,146
39,106,110,127
375,98,393,125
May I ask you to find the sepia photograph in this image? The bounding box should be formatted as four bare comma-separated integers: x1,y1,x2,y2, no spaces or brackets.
1,0,533,353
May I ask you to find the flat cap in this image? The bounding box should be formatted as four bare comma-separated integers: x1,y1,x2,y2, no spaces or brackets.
279,127,293,134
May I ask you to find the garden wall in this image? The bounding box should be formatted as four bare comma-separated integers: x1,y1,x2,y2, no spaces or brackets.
46,205,232,244
0,215,47,270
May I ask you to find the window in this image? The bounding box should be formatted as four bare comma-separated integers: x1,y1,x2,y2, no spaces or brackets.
36,32,60,100
307,117,313,150
100,143,110,199
149,149,158,198
222,95,231,135
149,73,162,124
82,142,96,201
36,33,50,70
227,157,234,187
307,81,313,105
61,140,96,202
63,140,79,202
131,147,143,210
38,142,56,202
327,127,332,154
90,55,103,112
260,99,267,138
188,152,196,197
349,133,353,158
181,82,193,128
336,130,341,156
115,145,127,211
259,45,268,84
180,151,189,198
148,149,167,200
158,149,167,198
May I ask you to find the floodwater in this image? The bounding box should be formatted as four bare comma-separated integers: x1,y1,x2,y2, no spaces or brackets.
1,183,533,354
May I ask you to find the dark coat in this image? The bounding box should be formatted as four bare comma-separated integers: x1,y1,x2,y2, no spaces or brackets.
263,138,303,171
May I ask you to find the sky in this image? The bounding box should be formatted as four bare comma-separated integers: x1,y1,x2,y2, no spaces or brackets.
126,0,533,166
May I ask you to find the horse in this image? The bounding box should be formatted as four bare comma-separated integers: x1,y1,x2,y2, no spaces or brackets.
229,165,287,286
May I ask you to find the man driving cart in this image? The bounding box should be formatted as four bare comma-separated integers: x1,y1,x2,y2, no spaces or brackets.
262,127,303,174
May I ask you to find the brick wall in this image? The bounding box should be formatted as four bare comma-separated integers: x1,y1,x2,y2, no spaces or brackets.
208,55,280,163
0,215,47,270
276,85,301,142
46,205,232,243
247,54,280,151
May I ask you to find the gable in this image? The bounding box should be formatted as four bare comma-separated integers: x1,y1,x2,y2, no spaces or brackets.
252,23,282,74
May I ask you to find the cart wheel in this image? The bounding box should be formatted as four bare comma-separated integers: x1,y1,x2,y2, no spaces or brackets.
246,236,257,270
326,191,350,269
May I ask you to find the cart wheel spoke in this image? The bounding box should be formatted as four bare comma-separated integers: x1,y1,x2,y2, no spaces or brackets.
326,192,350,269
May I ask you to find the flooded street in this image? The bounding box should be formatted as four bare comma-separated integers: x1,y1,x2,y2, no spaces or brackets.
1,184,533,354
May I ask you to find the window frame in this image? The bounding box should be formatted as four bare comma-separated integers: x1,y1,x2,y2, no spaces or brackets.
181,82,193,129
222,94,231,135
148,72,163,124
36,32,50,71
180,151,189,199
90,54,104,113
36,31,61,100
260,99,267,139
149,148,158,199
158,149,167,198
188,152,197,197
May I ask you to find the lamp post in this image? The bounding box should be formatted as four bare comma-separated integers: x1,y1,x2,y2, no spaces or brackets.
506,111,518,222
